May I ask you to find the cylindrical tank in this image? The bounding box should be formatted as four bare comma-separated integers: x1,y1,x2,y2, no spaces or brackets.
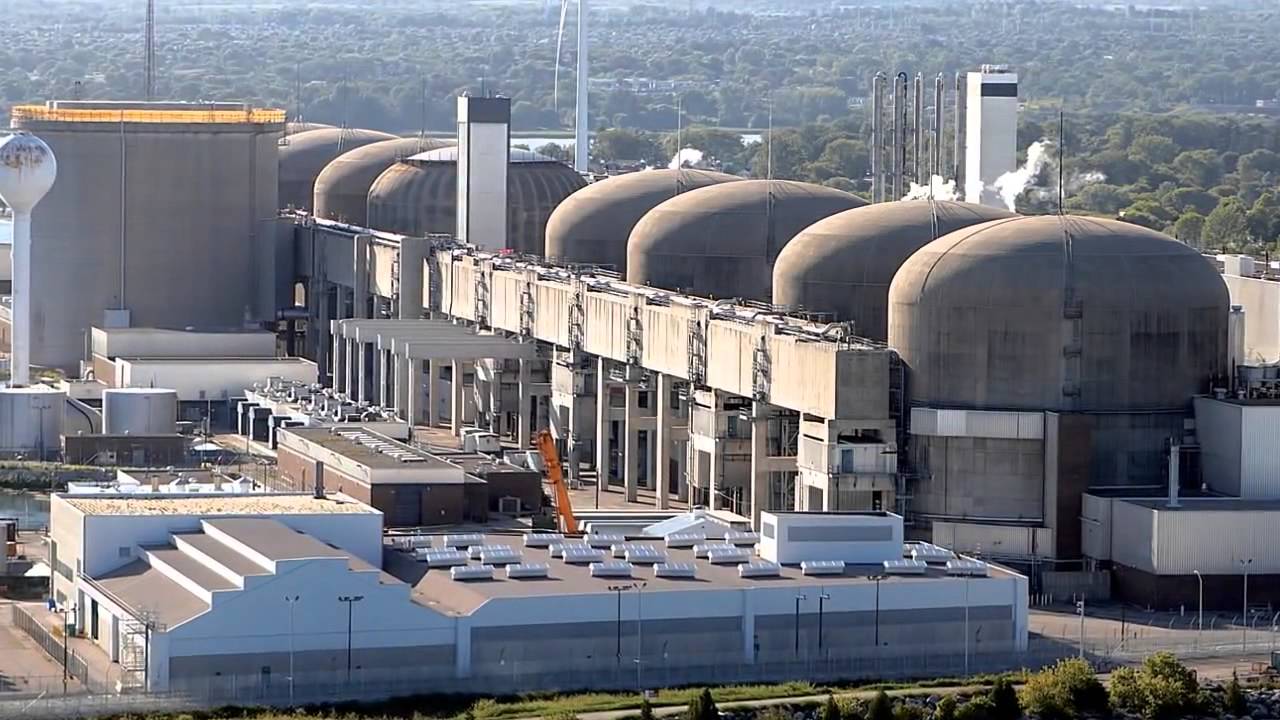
11,101,285,372
543,169,741,274
312,137,453,225
278,127,396,211
626,180,866,301
772,200,1014,340
889,215,1229,412
102,388,178,435
0,386,66,456
367,147,586,255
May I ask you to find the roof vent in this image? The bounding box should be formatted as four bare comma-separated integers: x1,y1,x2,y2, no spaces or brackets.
450,564,495,581
586,532,624,548
945,559,989,577
665,533,704,548
739,561,782,578
589,561,633,578
524,533,564,548
883,559,928,576
726,530,760,546
562,545,607,564
507,563,550,579
442,533,485,549
624,546,668,564
654,562,697,579
479,546,522,565
707,547,752,565
419,548,468,567
801,560,846,576
693,542,736,558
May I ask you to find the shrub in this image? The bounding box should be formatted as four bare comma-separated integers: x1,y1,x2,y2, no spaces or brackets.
1107,652,1201,720
933,696,957,720
867,691,894,720
821,694,843,720
954,696,995,720
641,698,655,720
1226,672,1247,716
1019,658,1107,720
758,708,792,720
687,688,718,720
893,703,925,720
988,678,1021,720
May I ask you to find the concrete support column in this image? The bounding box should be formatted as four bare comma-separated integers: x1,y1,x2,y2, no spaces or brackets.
708,391,723,511
566,371,583,485
655,373,673,509
373,346,386,407
346,338,360,401
356,338,370,404
398,237,427,320
595,357,611,492
488,360,503,435
395,354,410,420
428,359,442,428
313,280,331,384
332,319,346,394
676,441,688,503
518,359,533,448
452,359,466,436
749,403,770,529
623,380,640,503
352,235,370,320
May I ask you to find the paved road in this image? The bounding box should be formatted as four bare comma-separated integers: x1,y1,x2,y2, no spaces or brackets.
0,601,79,696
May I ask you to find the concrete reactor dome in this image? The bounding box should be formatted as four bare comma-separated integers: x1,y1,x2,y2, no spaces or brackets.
286,122,334,134
773,200,1014,340
544,169,741,273
278,127,397,210
366,147,587,255
888,215,1229,412
312,137,453,226
626,180,866,300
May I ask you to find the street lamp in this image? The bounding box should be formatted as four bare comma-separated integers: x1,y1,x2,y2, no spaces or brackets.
1242,558,1254,652
964,576,971,676
634,581,647,694
608,584,629,668
285,595,301,704
865,575,886,650
794,593,807,657
55,603,75,694
337,595,364,683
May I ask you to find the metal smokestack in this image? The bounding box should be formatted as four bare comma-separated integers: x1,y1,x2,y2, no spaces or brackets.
870,72,885,203
913,73,924,185
574,0,590,173
893,72,908,200
0,133,58,387
933,74,945,179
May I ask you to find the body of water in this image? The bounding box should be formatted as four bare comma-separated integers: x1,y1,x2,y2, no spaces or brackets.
0,490,49,529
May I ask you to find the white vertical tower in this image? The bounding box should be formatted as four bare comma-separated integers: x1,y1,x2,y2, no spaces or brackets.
0,133,57,386
963,65,1018,208
455,96,511,251
574,0,589,173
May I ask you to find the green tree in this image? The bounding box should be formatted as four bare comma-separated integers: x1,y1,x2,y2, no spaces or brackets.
867,691,894,720
1173,211,1206,246
893,703,925,720
1166,187,1219,215
640,698,655,720
816,138,870,182
988,678,1021,720
1107,652,1200,720
1130,134,1179,166
1225,672,1247,716
820,694,843,720
1172,149,1223,188
1247,191,1280,245
932,696,957,720
667,126,747,167
1019,658,1107,720
1202,197,1250,248
593,128,664,165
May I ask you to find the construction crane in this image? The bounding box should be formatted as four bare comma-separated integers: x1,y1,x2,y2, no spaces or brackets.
535,430,578,534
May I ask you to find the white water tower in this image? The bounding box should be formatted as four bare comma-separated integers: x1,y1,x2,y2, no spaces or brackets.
0,132,57,386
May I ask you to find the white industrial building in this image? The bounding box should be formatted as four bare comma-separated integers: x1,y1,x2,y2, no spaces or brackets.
47,493,1027,696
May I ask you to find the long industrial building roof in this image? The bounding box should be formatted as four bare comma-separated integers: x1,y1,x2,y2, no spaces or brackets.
62,493,376,516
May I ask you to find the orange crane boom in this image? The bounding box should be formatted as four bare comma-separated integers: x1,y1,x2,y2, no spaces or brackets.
535,430,578,534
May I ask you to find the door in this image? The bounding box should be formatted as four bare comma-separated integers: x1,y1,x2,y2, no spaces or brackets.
90,598,99,640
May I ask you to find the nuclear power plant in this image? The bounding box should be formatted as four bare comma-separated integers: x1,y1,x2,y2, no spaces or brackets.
3,59,1280,703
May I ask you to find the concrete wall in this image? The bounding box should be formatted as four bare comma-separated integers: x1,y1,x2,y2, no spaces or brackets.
15,119,282,371
910,435,1045,521
92,328,277,360
119,359,318,401
1224,274,1280,363
1194,398,1242,496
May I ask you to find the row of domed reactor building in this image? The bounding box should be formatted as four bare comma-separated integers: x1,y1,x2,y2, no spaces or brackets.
3,67,1280,631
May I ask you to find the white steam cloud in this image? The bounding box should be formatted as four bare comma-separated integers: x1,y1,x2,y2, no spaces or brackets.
993,139,1053,212
669,147,704,170
902,175,960,202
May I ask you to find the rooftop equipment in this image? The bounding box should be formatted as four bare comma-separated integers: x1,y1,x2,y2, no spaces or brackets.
589,561,634,578
420,548,469,567
561,545,606,564
665,533,704,548
801,560,847,576
479,546,523,565
506,563,550,579
450,564,495,581
587,532,624,548
524,533,564,548
624,546,667,564
739,561,783,578
442,533,485,549
725,530,760,546
654,562,697,579
693,542,736,559
706,547,752,565
883,559,929,576
945,559,990,577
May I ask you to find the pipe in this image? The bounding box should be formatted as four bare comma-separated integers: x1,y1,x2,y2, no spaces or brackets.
913,73,924,186
953,71,963,186
870,73,885,203
934,73,945,179
893,72,908,200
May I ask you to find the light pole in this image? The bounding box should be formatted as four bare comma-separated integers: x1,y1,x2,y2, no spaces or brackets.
1076,599,1086,659
608,584,628,668
865,575,885,650
794,593,807,657
817,589,830,655
285,595,301,704
338,595,364,684
963,576,971,677
1193,570,1203,645
1242,558,1254,652
634,581,647,694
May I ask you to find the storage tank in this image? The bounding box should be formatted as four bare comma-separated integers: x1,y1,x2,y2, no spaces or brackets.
312,137,453,226
772,200,1014,340
278,127,396,211
626,180,866,300
367,147,586,255
0,386,66,457
10,101,285,372
102,388,178,434
544,169,741,274
888,215,1229,525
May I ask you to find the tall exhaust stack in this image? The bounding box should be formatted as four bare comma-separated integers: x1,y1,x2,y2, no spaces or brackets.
574,0,589,173
964,64,1018,208
455,95,511,251
0,133,58,386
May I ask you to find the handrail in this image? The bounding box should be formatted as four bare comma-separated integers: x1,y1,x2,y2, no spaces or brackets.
11,106,286,125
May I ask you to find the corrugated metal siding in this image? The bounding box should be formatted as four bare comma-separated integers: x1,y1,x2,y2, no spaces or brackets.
910,408,1044,439
1109,501,1155,573
1193,397,1242,496
1240,405,1280,498
1154,508,1280,575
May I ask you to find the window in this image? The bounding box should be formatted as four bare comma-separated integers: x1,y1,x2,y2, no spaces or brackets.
118,546,132,559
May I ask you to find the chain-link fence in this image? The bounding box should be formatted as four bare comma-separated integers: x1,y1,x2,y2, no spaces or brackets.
8,605,97,693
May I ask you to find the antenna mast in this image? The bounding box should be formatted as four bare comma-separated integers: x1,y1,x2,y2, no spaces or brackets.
1058,107,1066,215
144,0,156,101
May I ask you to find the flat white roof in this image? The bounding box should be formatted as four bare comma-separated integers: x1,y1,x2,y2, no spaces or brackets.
61,492,377,516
